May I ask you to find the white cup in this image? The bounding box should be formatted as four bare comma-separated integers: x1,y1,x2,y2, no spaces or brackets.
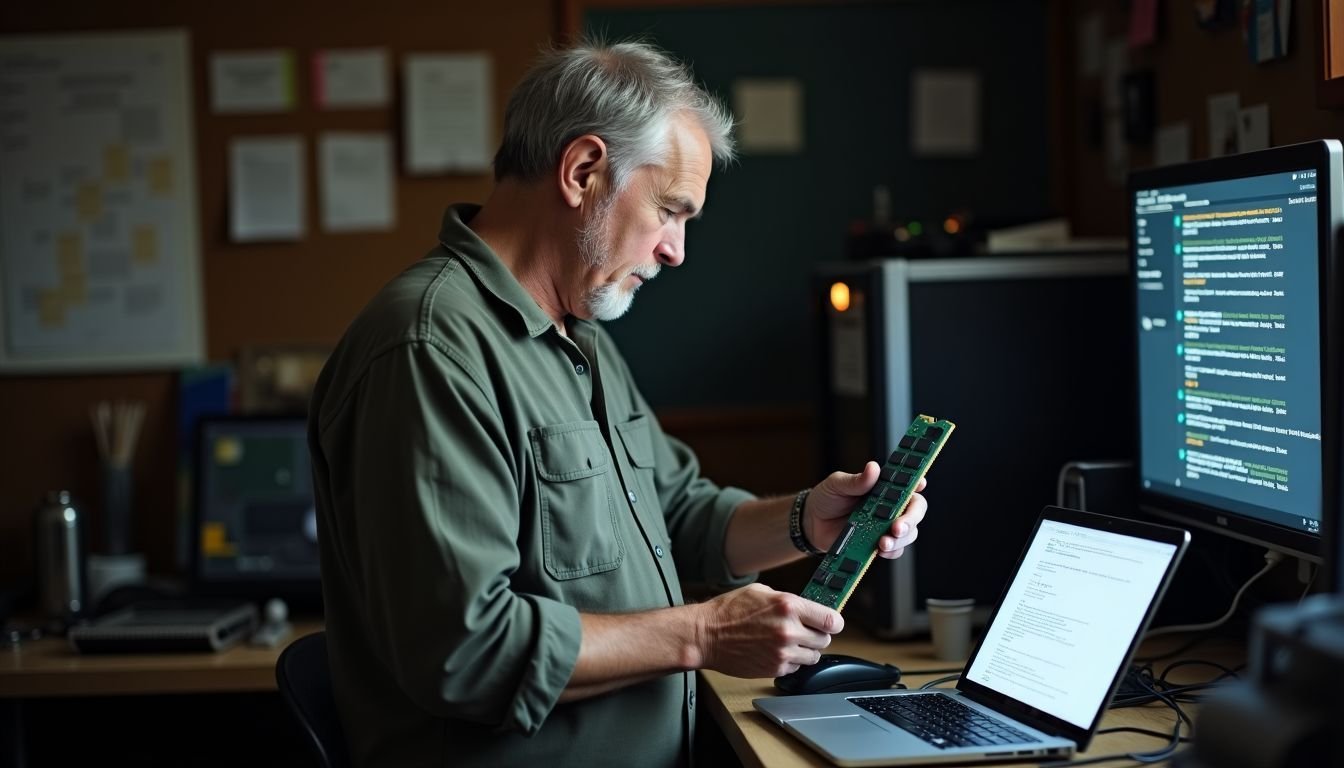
926,598,975,660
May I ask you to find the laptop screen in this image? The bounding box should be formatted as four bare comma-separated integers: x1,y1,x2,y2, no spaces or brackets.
962,517,1180,729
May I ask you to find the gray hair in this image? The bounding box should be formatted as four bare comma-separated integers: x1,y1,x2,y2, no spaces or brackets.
493,38,736,192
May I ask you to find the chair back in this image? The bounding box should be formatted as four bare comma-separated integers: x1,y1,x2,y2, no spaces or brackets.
276,631,352,768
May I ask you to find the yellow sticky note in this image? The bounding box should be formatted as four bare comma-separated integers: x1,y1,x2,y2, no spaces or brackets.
214,436,243,465
202,522,237,557
60,272,88,304
56,233,82,276
38,289,66,328
148,156,173,196
133,225,158,265
76,181,102,221
104,144,130,183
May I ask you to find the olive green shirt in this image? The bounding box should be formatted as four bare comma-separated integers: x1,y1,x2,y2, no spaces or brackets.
308,204,756,767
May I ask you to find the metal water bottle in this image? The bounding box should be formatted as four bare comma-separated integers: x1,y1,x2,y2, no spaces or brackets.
35,490,86,630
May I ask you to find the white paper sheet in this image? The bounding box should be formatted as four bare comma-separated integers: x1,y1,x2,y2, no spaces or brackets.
1103,38,1128,111
230,136,305,241
1207,92,1241,157
210,50,294,113
1236,103,1270,153
911,69,980,157
315,48,389,109
1155,122,1191,166
403,53,492,174
1079,13,1104,77
0,30,205,372
319,132,395,232
733,78,804,154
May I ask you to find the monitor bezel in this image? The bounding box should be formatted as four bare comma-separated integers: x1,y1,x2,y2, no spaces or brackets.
190,412,323,606
1127,139,1342,563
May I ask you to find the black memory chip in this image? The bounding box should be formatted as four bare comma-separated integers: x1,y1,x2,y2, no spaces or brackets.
838,557,860,573
892,470,914,488
871,501,897,521
913,437,933,454
902,453,922,469
925,426,944,439
825,573,848,590
898,435,916,450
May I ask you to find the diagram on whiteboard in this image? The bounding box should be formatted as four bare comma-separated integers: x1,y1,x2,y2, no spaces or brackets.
0,30,202,372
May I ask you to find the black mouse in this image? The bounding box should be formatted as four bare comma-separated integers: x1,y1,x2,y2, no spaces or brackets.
774,653,903,695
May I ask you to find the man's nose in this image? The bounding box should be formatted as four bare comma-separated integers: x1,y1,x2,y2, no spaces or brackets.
657,237,685,267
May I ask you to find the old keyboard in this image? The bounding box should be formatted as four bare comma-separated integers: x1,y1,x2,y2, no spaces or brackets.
801,414,955,611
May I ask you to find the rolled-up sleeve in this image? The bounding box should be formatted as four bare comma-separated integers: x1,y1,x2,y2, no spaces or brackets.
321,341,580,734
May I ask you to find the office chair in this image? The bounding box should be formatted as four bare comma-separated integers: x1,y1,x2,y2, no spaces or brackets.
275,631,352,768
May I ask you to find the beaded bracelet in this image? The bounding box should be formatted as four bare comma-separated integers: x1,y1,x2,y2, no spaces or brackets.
788,488,826,556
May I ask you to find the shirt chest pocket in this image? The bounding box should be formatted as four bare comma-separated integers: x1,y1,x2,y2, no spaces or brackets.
530,420,625,580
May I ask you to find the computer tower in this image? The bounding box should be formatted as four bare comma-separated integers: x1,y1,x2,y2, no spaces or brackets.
814,254,1135,637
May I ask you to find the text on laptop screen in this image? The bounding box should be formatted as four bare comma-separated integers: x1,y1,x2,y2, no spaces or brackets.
963,519,1178,729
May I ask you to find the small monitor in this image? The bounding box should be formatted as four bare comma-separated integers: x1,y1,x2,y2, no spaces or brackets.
1129,140,1343,561
192,415,321,603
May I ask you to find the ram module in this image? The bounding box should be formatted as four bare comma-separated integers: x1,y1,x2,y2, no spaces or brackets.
801,414,955,612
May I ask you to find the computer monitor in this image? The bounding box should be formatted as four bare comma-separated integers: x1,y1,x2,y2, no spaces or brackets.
191,414,321,605
1129,140,1343,563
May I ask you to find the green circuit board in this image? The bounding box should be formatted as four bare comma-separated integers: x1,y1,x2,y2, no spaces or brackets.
801,414,955,612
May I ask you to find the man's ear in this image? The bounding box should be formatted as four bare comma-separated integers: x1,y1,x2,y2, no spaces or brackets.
557,134,609,209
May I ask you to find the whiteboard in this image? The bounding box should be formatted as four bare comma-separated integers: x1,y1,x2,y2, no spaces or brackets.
0,29,204,373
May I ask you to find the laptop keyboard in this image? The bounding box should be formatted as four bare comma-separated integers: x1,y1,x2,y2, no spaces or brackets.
851,693,1035,750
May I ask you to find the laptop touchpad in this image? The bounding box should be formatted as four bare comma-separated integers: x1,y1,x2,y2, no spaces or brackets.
791,714,888,741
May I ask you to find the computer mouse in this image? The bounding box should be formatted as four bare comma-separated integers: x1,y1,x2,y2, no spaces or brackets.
773,653,903,695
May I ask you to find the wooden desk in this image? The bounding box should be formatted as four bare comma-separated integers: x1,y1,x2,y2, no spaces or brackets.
699,631,1243,768
0,621,323,698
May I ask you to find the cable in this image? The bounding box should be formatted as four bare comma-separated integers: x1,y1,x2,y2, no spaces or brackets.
918,673,961,690
1044,662,1195,767
1144,549,1283,639
903,664,967,675
1298,562,1318,603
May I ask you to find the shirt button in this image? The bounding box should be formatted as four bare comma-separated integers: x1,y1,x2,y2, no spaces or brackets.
654,545,665,558
690,691,696,708
574,363,586,375
627,490,637,504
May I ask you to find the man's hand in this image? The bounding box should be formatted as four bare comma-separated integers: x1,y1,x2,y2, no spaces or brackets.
805,463,928,559
692,583,843,678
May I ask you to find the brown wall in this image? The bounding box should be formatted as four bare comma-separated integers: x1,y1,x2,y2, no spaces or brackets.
0,1,560,585
1063,0,1344,236
0,1,820,590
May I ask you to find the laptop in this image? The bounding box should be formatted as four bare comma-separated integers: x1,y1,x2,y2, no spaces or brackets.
754,506,1190,766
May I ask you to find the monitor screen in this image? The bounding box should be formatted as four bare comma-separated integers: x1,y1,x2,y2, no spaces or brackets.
194,416,321,589
1130,140,1342,560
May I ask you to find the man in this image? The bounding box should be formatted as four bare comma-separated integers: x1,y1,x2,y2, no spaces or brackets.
308,39,928,767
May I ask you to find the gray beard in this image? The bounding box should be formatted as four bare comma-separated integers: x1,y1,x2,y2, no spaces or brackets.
577,196,640,321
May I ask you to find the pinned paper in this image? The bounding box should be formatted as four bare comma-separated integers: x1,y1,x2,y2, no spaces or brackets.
1237,103,1270,152
314,48,389,109
211,50,295,113
733,79,804,154
404,53,492,174
1207,92,1240,157
229,136,305,241
1155,122,1191,166
1078,12,1104,76
319,132,395,232
911,70,980,157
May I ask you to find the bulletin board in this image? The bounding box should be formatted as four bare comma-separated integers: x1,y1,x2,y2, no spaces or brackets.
0,29,204,372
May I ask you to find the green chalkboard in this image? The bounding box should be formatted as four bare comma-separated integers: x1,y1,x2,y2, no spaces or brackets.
586,3,1051,407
